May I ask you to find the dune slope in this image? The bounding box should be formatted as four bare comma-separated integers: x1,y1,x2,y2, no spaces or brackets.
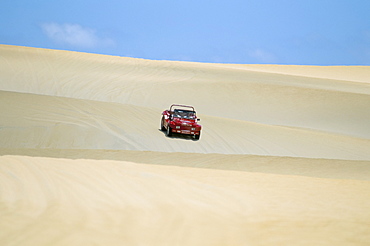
1,155,370,246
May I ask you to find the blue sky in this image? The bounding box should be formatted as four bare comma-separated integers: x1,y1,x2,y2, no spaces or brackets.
1,0,370,65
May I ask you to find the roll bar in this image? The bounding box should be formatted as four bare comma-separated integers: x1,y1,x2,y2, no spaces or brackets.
170,104,195,112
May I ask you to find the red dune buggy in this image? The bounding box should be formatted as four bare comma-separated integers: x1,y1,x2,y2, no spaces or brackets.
161,104,201,140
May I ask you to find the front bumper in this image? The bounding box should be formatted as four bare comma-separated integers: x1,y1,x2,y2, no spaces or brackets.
171,129,201,135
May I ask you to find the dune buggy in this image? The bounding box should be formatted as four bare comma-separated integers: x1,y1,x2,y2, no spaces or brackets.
161,104,201,140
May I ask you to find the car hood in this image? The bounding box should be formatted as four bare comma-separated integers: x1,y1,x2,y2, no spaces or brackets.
173,118,198,126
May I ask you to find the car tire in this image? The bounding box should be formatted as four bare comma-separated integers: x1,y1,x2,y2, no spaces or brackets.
161,117,166,131
193,133,200,140
166,125,172,137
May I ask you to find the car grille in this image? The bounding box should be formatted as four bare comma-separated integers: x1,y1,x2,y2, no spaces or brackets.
180,126,199,131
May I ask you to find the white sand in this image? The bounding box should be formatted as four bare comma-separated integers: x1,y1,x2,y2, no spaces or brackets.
1,44,370,245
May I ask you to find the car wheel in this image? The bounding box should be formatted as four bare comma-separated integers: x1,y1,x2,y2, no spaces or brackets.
193,133,200,140
166,125,172,137
161,117,166,131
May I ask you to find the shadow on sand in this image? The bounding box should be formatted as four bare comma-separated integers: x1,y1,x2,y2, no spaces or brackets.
158,129,200,141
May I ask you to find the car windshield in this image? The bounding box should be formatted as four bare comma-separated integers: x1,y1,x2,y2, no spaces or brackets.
173,110,196,119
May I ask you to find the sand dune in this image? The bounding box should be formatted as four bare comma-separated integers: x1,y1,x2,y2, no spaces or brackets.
1,45,370,245
1,155,370,246
2,45,370,139
1,90,370,160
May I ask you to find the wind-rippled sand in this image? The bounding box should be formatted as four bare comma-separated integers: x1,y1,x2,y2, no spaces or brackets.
1,45,370,245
